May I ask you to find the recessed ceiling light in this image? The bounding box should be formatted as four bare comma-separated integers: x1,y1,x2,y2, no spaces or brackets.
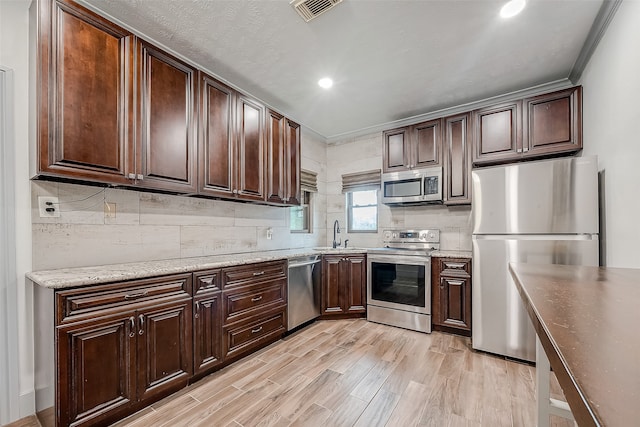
318,77,333,89
500,0,526,18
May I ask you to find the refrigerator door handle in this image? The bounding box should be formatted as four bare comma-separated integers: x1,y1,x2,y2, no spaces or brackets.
473,234,598,241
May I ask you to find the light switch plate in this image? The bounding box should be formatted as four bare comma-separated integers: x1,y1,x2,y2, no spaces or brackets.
38,196,60,218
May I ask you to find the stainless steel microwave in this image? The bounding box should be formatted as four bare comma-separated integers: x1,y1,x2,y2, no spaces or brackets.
381,167,443,206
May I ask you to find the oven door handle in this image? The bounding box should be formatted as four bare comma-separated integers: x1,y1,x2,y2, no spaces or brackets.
367,255,431,265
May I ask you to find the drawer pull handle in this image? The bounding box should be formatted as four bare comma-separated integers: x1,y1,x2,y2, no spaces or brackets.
195,301,200,318
129,317,136,338
252,271,265,276
251,296,263,302
138,315,145,335
445,263,465,269
251,326,263,334
124,291,149,300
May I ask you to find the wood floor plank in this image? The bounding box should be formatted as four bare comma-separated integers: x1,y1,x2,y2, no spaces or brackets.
288,403,332,427
506,361,535,401
314,360,376,410
126,393,199,426
168,386,244,427
510,396,535,427
267,349,324,385
480,406,513,427
353,389,401,427
323,395,368,427
233,374,315,427
233,353,299,391
384,380,430,427
188,357,267,401
350,359,397,402
190,379,281,427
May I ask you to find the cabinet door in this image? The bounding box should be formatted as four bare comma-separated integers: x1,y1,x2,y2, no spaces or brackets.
523,86,582,157
57,311,136,427
382,127,410,172
136,299,192,402
439,276,471,331
38,0,135,184
199,73,236,198
266,109,285,204
284,118,301,206
321,256,345,315
412,119,442,168
343,256,366,313
137,42,197,192
193,293,222,376
473,101,522,165
444,113,471,205
236,95,266,201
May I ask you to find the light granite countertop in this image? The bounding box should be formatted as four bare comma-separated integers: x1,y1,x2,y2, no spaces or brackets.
26,248,368,289
430,250,472,258
27,247,472,290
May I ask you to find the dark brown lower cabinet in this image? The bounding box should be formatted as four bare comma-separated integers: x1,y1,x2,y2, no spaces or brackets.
54,274,192,427
431,257,472,336
57,312,136,427
321,254,366,317
192,292,222,377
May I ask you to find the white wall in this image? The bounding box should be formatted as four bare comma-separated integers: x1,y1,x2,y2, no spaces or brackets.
0,0,35,421
326,133,472,250
579,0,640,268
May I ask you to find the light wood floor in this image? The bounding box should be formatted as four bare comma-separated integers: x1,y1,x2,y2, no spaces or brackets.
109,319,570,427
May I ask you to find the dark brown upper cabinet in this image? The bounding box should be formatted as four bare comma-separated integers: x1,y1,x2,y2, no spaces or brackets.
36,0,136,184
473,101,522,165
522,86,582,158
473,86,582,166
443,113,472,205
236,94,266,202
266,110,301,206
382,119,442,173
198,73,236,198
136,42,197,193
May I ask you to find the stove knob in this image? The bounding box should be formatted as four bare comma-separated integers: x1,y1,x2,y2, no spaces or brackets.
419,233,427,240
428,232,435,239
392,232,398,239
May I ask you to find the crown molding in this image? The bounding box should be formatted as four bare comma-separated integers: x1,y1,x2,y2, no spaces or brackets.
569,0,622,83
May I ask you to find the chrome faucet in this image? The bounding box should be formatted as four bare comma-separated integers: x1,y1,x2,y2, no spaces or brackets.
332,220,341,249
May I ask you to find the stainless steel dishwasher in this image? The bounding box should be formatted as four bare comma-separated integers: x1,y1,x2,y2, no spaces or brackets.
287,255,321,330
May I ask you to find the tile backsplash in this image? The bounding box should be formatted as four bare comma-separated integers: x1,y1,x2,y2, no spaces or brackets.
31,131,472,271
32,132,328,270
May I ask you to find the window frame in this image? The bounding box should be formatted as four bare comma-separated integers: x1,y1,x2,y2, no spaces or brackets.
290,191,312,234
347,189,378,233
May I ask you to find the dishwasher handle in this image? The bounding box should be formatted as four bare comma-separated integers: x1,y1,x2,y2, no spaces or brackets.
288,258,321,269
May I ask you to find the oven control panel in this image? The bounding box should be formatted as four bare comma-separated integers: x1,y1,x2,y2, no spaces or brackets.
383,229,440,244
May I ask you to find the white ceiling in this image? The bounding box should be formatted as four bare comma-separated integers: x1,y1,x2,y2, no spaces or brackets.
81,0,603,139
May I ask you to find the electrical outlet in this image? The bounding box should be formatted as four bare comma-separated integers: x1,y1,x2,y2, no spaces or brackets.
104,202,117,219
266,228,273,240
38,196,60,218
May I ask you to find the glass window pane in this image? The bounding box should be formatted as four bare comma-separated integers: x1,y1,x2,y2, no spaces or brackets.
351,206,377,230
352,190,377,206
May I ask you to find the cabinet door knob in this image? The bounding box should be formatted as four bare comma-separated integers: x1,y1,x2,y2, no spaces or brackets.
138,314,145,335
129,317,136,338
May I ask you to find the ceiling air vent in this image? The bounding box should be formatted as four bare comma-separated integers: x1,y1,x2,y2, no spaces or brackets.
291,0,343,22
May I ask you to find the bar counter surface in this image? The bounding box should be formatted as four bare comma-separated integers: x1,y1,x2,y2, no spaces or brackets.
509,262,640,427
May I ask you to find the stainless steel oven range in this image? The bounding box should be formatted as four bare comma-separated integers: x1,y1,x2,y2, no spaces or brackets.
367,229,439,333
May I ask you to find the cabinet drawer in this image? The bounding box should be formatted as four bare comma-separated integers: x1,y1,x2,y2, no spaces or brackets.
438,258,471,277
193,269,222,295
223,309,286,360
223,280,286,325
56,274,191,324
222,261,287,290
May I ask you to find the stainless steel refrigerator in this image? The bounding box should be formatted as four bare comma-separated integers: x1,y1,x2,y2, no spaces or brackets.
472,156,599,362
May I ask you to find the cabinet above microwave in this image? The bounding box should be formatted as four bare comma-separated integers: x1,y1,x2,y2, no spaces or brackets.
381,167,443,206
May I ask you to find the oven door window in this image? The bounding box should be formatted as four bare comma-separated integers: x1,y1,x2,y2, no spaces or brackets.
370,262,425,307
